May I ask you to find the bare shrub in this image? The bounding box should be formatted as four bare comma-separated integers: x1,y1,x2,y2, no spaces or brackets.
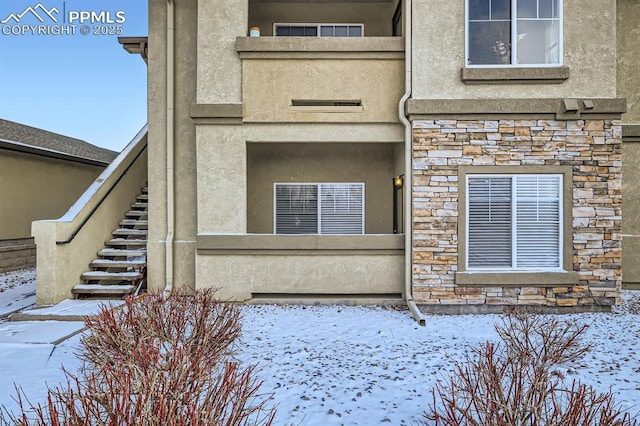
424,309,637,426
2,288,275,426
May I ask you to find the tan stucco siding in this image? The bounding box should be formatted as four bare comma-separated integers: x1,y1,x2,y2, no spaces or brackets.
197,0,246,103
617,0,640,286
617,0,640,123
247,142,401,234
196,253,404,301
147,0,199,292
622,141,640,284
196,123,404,235
242,59,404,123
0,150,105,241
412,0,618,100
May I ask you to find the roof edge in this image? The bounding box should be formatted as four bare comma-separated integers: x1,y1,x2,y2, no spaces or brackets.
0,138,111,167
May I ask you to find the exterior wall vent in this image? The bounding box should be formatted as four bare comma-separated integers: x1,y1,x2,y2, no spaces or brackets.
290,99,363,112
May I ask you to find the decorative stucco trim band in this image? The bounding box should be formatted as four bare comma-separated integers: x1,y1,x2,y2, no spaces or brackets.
197,234,404,255
460,67,570,85
190,103,243,125
407,98,627,121
235,37,405,59
623,124,640,142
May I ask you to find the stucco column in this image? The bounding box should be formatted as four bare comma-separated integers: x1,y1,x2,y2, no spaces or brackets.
196,125,247,234
197,0,247,103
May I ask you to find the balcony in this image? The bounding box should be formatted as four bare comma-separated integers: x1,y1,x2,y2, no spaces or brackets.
237,1,405,123
236,36,404,123
248,0,402,37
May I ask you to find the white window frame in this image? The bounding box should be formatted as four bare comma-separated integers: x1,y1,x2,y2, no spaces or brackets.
273,182,365,235
465,0,563,67
273,23,364,37
465,174,563,271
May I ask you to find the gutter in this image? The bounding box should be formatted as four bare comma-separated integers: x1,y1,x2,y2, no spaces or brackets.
165,0,175,294
0,138,112,167
398,0,426,326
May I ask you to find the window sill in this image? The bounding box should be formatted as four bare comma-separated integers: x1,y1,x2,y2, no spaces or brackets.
455,270,578,286
460,67,570,85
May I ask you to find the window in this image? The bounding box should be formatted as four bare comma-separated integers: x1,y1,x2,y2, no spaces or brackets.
466,174,562,270
466,0,561,66
275,183,364,235
274,24,363,37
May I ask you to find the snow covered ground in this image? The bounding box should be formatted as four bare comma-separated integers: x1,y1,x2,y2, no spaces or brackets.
1,268,639,424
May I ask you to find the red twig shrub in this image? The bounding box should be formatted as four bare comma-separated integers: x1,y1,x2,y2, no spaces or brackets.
2,289,275,425
424,309,637,426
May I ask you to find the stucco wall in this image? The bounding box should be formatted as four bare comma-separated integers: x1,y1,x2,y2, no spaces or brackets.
147,0,199,292
412,0,618,100
196,252,404,301
0,150,105,240
197,0,246,103
617,0,640,123
246,142,401,234
196,123,404,234
248,2,397,36
622,141,640,285
242,58,404,123
617,1,640,286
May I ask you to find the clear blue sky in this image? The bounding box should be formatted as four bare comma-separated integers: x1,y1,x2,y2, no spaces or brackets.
0,0,148,152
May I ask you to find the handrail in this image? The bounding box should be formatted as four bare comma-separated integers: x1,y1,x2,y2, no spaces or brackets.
53,124,148,245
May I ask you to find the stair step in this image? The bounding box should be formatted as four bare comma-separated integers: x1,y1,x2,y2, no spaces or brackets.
98,248,146,257
112,228,148,237
119,219,148,227
125,210,149,218
105,239,147,247
141,187,148,194
130,202,148,209
81,271,143,281
72,284,136,295
136,194,148,201
90,259,146,269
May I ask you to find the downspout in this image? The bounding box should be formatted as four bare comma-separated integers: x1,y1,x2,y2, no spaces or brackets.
164,0,175,294
398,0,426,326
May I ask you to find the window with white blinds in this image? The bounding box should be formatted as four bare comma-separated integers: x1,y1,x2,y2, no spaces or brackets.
467,174,562,270
274,183,364,235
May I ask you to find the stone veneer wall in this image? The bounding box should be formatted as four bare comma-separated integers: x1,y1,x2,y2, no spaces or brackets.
0,238,36,273
412,119,622,310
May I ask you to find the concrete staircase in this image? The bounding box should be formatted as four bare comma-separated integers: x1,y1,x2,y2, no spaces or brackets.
71,187,148,299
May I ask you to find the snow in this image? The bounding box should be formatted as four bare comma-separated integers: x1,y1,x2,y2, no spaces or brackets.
0,269,36,317
1,268,639,424
237,304,640,424
17,299,124,318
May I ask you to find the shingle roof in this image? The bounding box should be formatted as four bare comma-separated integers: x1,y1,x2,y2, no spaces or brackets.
0,119,118,164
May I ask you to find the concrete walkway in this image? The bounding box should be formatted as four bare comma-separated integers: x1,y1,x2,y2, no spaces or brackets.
1,299,123,347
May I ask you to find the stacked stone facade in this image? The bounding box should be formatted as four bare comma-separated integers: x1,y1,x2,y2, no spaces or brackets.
412,119,622,310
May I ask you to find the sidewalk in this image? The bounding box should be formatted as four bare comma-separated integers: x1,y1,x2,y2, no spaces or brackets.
0,271,122,417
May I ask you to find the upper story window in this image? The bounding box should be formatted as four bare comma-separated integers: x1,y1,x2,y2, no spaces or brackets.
466,0,562,66
274,24,364,37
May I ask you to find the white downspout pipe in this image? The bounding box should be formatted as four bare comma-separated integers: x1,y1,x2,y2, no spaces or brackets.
164,0,175,294
398,0,425,326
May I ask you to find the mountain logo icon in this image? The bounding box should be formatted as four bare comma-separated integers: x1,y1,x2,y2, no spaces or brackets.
1,3,60,24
